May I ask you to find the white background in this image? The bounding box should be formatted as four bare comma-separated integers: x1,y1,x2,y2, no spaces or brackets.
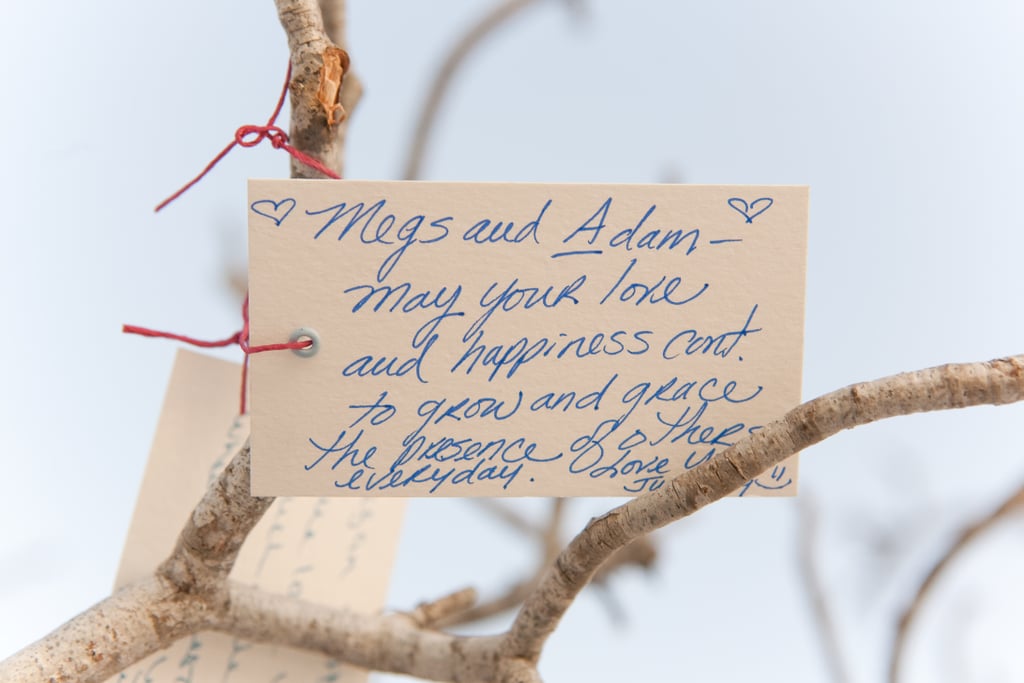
2,2,1023,681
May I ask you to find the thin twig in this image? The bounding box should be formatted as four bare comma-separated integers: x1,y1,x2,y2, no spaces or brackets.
410,587,480,628
887,480,1024,683
439,579,541,628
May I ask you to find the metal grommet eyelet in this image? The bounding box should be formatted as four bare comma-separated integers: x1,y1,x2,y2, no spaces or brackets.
290,327,320,357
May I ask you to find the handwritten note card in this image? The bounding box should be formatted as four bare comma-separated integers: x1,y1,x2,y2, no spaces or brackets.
248,181,808,497
112,350,405,683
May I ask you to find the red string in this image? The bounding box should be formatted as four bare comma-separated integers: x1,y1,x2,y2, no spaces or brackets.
123,294,311,414
155,63,340,212
120,325,240,349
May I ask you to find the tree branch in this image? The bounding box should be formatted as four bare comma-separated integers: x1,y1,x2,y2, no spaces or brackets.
157,440,273,596
275,0,354,177
0,442,269,682
214,582,502,681
501,355,1024,665
0,578,208,683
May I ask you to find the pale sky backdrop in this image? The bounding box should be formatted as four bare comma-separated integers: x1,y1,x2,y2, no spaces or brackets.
3,1,1024,681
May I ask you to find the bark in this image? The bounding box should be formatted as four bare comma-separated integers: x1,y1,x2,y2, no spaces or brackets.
157,441,273,597
402,0,547,180
0,578,209,683
213,583,502,682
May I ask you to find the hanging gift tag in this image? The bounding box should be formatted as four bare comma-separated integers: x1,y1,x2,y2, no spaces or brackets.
112,349,405,683
248,180,808,497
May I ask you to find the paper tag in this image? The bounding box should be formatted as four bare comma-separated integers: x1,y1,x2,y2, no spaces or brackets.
248,181,807,497
112,349,405,683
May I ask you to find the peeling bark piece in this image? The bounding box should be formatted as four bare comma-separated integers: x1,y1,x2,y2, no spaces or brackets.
318,46,350,126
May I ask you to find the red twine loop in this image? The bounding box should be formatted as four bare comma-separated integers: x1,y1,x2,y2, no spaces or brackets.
155,64,340,213
235,124,289,148
122,294,312,414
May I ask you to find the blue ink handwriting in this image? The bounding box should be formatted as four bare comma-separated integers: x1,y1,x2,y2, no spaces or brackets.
462,199,550,245
464,275,586,341
305,198,452,281
342,332,438,385
551,249,603,258
343,281,464,348
563,198,700,255
661,304,762,361
451,329,652,381
599,258,709,307
348,392,397,428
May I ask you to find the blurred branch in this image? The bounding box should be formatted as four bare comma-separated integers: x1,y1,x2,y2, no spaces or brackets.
402,0,564,180
888,480,1024,683
797,495,852,683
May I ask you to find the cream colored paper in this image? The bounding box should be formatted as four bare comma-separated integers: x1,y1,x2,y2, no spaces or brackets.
248,181,807,497
112,349,405,683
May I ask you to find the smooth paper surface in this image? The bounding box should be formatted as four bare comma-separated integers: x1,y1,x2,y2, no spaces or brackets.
112,349,405,683
249,181,807,497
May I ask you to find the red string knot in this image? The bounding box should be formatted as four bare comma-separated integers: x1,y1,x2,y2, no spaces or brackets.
236,124,289,149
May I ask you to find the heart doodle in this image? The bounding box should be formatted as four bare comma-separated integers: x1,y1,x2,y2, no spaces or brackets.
250,197,296,227
727,197,774,223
